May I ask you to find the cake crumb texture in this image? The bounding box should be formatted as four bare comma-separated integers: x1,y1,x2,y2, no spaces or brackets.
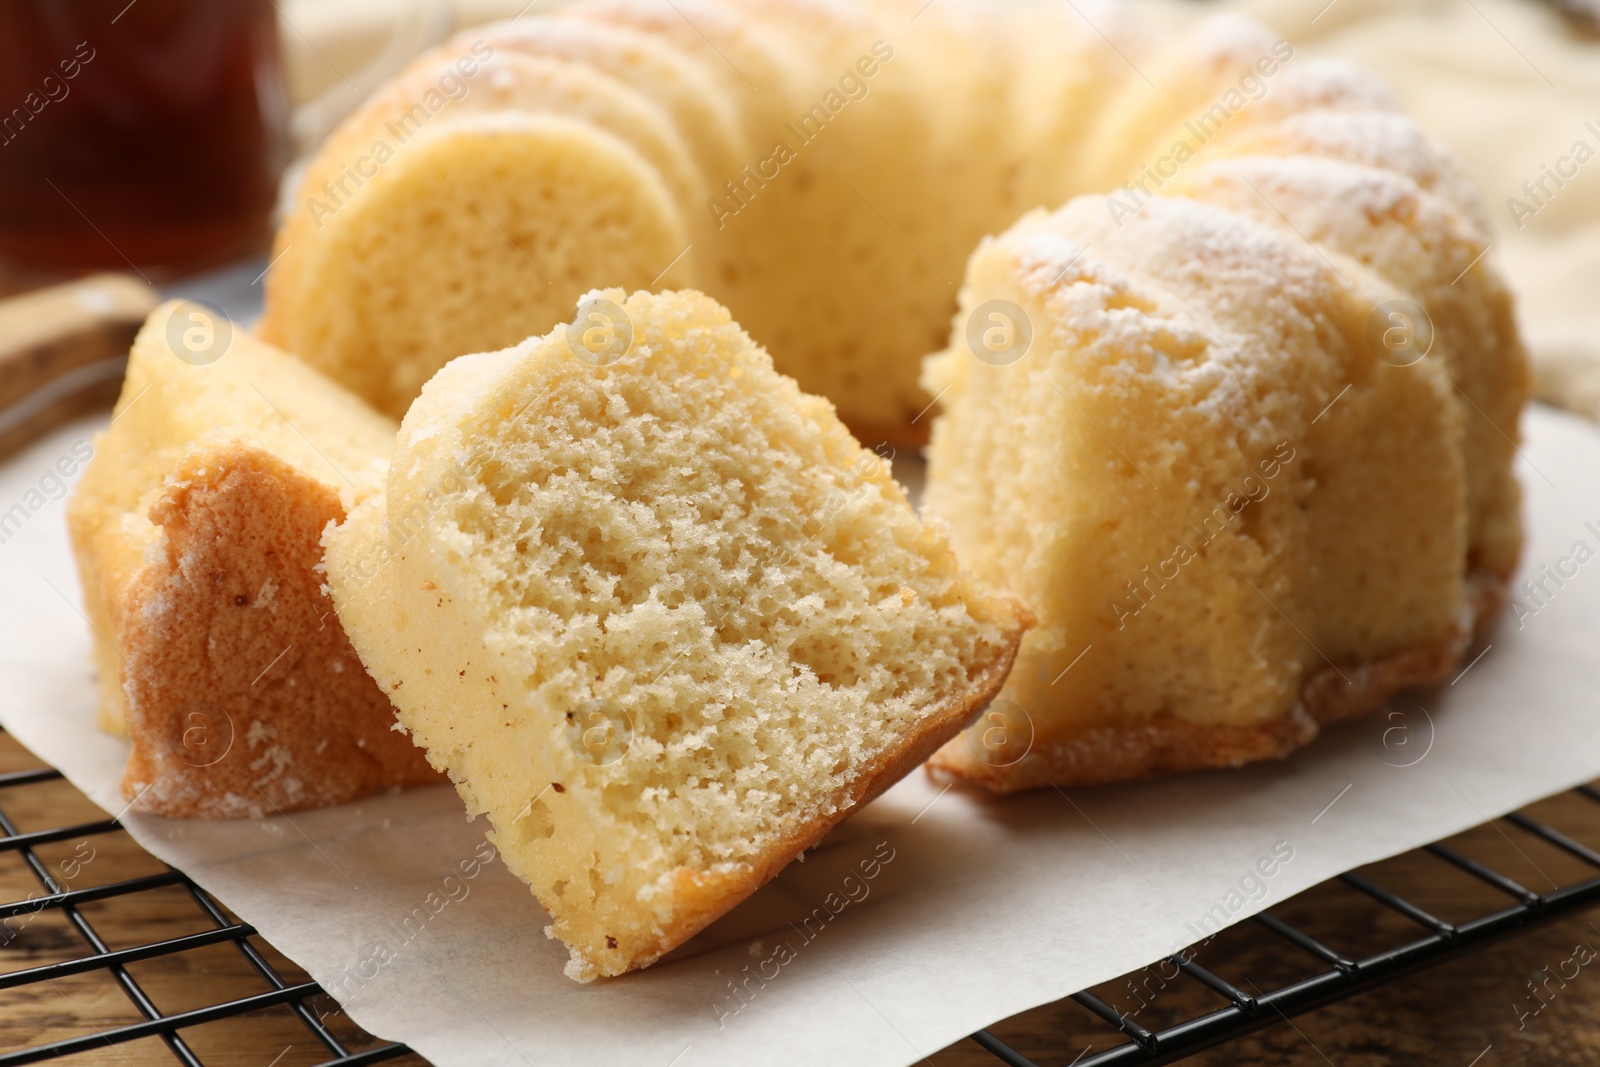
325,288,1027,978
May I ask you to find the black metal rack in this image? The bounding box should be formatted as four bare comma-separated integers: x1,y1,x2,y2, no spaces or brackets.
4,721,1600,1066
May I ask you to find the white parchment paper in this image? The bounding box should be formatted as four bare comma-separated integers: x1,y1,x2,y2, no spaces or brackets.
2,405,1598,1067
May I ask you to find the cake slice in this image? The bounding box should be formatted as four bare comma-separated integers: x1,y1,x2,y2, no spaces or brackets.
260,50,699,419
67,303,437,816
921,193,1514,791
324,289,1028,980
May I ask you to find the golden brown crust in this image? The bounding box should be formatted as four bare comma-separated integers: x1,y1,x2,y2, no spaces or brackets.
65,471,152,739
842,417,932,452
929,572,1508,793
605,598,1030,976
119,444,439,818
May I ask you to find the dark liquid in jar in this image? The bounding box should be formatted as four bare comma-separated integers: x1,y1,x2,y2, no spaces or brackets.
0,0,288,277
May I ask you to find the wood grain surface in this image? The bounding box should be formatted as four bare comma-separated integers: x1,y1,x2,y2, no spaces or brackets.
4,725,1599,1066
0,731,427,1067
0,274,158,462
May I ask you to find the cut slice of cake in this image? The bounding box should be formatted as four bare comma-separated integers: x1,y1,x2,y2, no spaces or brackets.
67,302,438,816
324,288,1028,980
920,192,1519,792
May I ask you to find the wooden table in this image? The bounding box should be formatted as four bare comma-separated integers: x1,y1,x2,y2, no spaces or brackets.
5,725,1599,1065
0,730,429,1066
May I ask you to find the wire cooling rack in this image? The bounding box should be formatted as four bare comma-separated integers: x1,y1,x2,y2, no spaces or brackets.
5,722,1600,1066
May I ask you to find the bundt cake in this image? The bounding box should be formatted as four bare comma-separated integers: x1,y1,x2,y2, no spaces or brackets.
67,302,438,816
911,16,1526,790
322,289,1028,979
259,0,1172,441
257,0,1526,791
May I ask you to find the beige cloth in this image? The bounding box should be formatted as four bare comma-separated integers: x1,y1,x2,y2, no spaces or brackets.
278,0,1600,417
